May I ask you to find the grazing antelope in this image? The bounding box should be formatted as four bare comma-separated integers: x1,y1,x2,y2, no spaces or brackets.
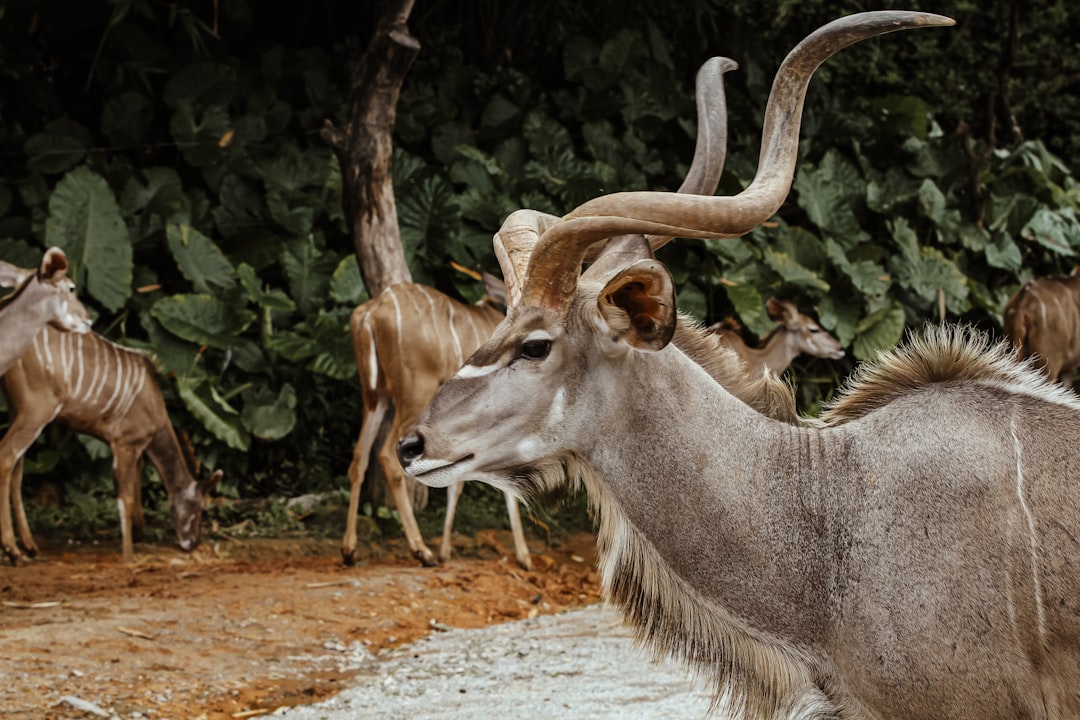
403,14,1080,720
0,326,221,564
1002,270,1080,384
707,296,844,377
344,54,739,569
0,247,92,376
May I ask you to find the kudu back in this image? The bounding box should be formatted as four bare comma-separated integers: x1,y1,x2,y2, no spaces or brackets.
396,13,1080,720
1003,270,1080,384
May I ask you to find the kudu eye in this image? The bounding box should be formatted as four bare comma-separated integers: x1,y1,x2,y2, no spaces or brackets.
517,338,552,361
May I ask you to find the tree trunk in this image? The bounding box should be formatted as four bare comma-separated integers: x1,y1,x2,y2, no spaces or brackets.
322,0,417,298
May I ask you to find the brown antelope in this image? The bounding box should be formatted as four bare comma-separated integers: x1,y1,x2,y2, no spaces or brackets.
0,247,92,375
0,326,222,564
342,280,534,569
343,54,739,569
1003,270,1080,384
707,296,844,377
403,13,1080,720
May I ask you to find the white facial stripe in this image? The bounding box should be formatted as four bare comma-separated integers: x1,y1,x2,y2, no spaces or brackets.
523,330,552,343
454,362,500,379
547,388,566,427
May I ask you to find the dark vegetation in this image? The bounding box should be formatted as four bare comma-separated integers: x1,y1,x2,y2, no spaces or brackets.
1,0,1078,541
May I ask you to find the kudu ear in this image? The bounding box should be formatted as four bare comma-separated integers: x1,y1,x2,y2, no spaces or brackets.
482,272,508,307
200,469,223,500
0,260,30,289
39,247,70,282
598,259,677,351
766,296,798,326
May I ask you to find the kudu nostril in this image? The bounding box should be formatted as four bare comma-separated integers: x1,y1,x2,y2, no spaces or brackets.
396,433,425,466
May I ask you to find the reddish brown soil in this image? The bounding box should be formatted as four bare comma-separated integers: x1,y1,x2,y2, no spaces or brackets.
0,528,601,719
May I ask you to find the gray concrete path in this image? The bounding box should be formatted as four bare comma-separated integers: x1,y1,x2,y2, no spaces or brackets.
273,604,714,719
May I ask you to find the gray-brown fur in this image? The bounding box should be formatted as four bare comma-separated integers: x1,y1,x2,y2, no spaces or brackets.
397,14,1080,720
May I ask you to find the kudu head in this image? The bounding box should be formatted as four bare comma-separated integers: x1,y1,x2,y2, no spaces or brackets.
172,469,223,552
765,296,845,360
0,247,92,333
398,12,953,494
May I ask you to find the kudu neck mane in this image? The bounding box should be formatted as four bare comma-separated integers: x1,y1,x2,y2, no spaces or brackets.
821,324,1080,423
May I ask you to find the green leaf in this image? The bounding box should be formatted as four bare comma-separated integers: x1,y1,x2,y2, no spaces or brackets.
722,283,769,336
825,239,891,298
175,376,250,451
241,384,298,441
310,349,357,380
169,103,232,168
329,255,368,306
24,119,92,175
889,218,970,314
237,263,296,311
1021,207,1080,256
267,189,315,237
676,282,707,321
120,167,187,225
985,231,1023,272
917,179,947,225
853,303,906,360
166,223,236,293
794,149,867,245
151,294,257,349
817,295,863,348
480,95,520,129
280,235,336,313
45,166,133,311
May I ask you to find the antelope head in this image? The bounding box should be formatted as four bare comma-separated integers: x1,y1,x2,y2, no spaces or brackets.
172,469,223,552
0,247,92,334
398,12,954,494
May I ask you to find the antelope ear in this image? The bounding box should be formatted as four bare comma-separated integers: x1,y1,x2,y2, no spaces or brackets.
598,259,677,351
0,261,30,289
482,272,508,307
39,247,70,282
201,469,223,497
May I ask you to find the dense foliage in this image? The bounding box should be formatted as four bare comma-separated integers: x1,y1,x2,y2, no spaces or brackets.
1,0,1079,531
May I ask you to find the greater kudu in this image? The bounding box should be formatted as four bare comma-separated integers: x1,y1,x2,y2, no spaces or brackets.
344,54,740,569
0,326,221,563
1003,270,1080,384
400,13,1080,720
0,247,92,376
708,296,844,377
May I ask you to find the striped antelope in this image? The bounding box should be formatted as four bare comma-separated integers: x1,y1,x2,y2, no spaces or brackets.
707,296,845,378
0,247,91,376
1003,269,1080,384
344,54,738,568
342,280,533,568
400,13,1080,720
0,326,221,563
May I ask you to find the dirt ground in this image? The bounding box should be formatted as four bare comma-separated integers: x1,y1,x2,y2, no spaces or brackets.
0,527,602,720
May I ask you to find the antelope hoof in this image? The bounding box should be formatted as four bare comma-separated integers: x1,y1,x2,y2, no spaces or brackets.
3,547,27,566
415,549,439,568
342,548,357,567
